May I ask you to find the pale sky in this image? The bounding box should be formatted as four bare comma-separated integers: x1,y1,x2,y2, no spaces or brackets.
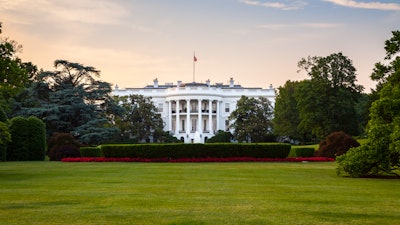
1,0,399,92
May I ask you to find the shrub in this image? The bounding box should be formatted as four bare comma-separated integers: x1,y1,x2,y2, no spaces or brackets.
7,117,30,161
26,117,46,161
288,147,315,158
47,133,81,161
316,131,360,158
6,116,46,161
336,145,380,177
206,130,232,143
80,147,102,157
0,122,11,161
101,143,291,159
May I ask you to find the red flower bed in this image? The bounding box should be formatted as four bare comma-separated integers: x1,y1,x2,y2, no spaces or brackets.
61,157,334,163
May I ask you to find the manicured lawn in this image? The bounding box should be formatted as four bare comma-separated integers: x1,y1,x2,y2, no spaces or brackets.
1,162,399,224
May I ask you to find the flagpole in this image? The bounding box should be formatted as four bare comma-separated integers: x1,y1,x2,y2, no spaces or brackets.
193,52,196,82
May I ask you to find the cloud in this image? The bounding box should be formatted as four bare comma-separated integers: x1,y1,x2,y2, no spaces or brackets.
256,23,343,29
0,0,129,25
239,0,307,10
323,0,400,11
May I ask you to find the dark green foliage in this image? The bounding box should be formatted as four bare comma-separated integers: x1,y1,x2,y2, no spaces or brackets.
13,60,122,145
337,31,400,177
7,116,29,161
101,143,291,159
114,94,164,143
316,131,360,158
6,116,46,161
47,133,81,161
80,147,102,157
288,147,315,158
206,130,232,143
296,52,364,139
0,107,7,122
273,80,311,143
26,117,46,160
229,96,273,142
0,121,10,161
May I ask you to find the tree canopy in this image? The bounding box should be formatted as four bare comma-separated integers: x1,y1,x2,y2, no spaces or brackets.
295,52,364,139
13,60,121,145
337,31,400,177
114,94,165,143
229,96,273,142
0,22,37,112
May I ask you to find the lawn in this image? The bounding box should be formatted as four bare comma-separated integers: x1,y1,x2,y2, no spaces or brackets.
1,162,399,225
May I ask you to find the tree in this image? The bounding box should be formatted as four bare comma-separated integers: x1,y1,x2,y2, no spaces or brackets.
13,60,121,145
114,94,165,143
273,80,312,143
296,52,364,139
229,95,273,142
0,22,38,112
337,31,400,177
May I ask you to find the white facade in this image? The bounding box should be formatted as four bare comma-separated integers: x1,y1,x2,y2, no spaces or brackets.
113,78,275,143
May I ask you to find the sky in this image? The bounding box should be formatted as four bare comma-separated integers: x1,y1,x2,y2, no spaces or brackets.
1,0,399,92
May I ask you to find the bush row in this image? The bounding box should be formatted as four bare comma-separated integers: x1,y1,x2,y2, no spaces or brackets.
100,143,291,159
80,146,103,157
288,147,315,158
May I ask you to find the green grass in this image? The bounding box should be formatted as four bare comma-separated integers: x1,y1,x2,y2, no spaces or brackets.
1,162,400,224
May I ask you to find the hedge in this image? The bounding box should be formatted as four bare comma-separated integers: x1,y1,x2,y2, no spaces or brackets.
288,147,315,158
7,116,46,161
80,147,102,157
100,143,291,159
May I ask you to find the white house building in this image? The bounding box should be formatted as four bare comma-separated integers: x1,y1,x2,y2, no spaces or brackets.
112,78,275,143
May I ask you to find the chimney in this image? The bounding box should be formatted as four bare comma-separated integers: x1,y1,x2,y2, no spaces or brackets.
229,77,234,88
153,78,159,88
206,79,210,87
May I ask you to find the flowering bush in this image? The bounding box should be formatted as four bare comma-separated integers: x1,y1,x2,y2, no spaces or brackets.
62,157,334,163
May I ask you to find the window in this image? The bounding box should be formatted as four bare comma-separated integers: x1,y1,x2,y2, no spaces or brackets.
225,103,230,113
192,119,197,132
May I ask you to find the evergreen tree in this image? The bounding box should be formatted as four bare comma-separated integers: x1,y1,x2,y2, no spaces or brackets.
13,60,121,145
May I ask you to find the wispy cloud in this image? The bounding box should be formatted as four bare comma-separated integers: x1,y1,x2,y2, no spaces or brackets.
239,0,307,10
256,23,343,29
0,0,129,25
323,0,400,11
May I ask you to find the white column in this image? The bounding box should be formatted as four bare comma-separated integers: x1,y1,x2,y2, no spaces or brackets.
175,100,180,134
168,101,172,132
208,100,212,134
186,99,190,134
216,101,220,131
198,99,202,132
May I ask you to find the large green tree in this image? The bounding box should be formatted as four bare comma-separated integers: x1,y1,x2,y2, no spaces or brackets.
13,60,121,145
296,52,364,139
337,31,400,177
273,80,311,143
114,94,165,143
229,96,273,142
